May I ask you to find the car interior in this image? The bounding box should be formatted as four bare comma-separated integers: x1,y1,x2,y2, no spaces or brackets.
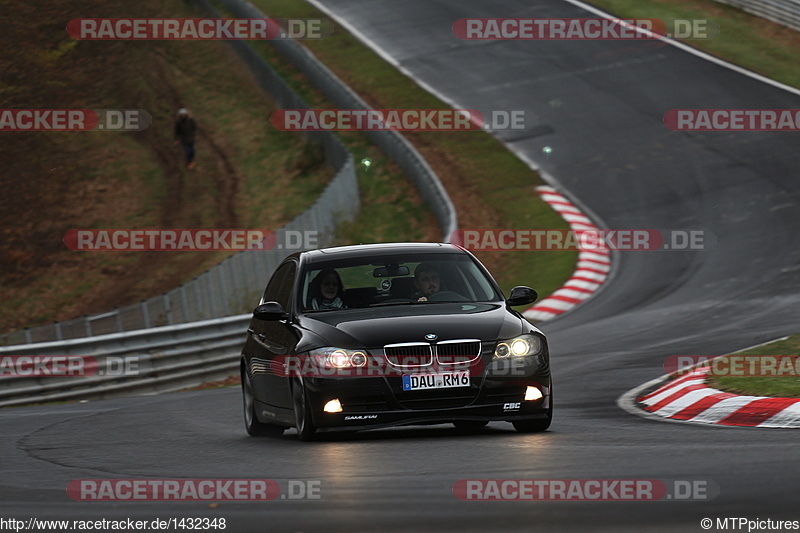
302,258,497,310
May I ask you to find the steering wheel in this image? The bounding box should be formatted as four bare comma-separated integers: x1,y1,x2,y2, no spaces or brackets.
426,291,468,302
380,298,413,304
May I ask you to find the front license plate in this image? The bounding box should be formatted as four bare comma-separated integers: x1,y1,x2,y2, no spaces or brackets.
402,371,470,391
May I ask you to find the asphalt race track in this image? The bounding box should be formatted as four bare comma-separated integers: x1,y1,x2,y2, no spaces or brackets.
3,0,800,531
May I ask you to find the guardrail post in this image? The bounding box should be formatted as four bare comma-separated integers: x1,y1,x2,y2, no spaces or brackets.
218,263,229,315
84,315,92,337
55,321,63,341
180,285,189,323
256,250,266,286
24,328,31,344
114,307,123,333
141,301,151,329
164,293,173,325
243,251,252,288
233,257,242,296
207,276,218,317
193,279,202,321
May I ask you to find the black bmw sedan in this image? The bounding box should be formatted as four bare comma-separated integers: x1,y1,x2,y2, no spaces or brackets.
241,242,552,440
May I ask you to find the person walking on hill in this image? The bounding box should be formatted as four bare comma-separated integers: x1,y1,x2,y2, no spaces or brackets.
174,108,197,170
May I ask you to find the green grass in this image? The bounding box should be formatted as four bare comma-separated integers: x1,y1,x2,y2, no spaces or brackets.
150,38,335,228
337,146,434,243
707,335,800,398
586,0,800,89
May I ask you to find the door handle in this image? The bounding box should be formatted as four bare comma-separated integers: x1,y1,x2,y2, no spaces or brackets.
247,328,266,341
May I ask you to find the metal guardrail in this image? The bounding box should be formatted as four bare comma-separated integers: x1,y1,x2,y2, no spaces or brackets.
713,0,800,32
215,0,459,242
0,315,250,408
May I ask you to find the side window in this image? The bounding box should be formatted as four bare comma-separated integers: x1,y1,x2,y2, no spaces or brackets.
274,261,297,311
262,262,293,304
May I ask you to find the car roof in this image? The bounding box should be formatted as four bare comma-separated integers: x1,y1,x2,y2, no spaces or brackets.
301,242,465,264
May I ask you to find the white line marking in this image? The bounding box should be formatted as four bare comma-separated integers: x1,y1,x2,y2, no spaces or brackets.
639,378,708,405
688,395,764,424
650,387,721,417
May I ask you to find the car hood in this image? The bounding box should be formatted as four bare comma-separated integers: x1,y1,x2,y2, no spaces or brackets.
298,303,529,349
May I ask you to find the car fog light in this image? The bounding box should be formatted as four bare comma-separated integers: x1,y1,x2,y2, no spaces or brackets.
524,386,543,401
324,399,343,413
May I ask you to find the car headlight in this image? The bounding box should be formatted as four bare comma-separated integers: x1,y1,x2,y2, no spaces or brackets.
309,347,368,368
494,334,542,359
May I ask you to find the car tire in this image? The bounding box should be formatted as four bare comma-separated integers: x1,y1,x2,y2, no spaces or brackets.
512,415,551,433
292,378,318,441
453,420,489,430
242,365,285,437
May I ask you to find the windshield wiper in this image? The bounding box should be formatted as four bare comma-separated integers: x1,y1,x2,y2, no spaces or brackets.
368,300,423,308
369,300,472,307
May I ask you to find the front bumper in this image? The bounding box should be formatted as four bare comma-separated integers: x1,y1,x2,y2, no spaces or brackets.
303,356,551,430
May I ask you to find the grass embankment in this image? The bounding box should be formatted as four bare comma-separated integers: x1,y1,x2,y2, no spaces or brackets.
0,0,434,334
706,335,800,398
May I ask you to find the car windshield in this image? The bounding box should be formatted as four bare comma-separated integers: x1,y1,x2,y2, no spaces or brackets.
300,253,501,311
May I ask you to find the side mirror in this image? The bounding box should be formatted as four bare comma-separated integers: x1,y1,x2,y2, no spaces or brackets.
253,301,288,321
507,286,538,306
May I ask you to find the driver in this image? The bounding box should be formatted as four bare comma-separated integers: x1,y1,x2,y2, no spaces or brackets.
413,263,441,302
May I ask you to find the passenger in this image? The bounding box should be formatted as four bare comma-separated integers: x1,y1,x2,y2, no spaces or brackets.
308,269,346,309
413,263,441,302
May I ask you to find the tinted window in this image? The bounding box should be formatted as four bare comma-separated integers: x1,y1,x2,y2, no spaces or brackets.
301,253,501,311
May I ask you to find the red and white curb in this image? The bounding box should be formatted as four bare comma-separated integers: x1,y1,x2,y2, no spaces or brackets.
523,185,610,322
630,366,800,428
